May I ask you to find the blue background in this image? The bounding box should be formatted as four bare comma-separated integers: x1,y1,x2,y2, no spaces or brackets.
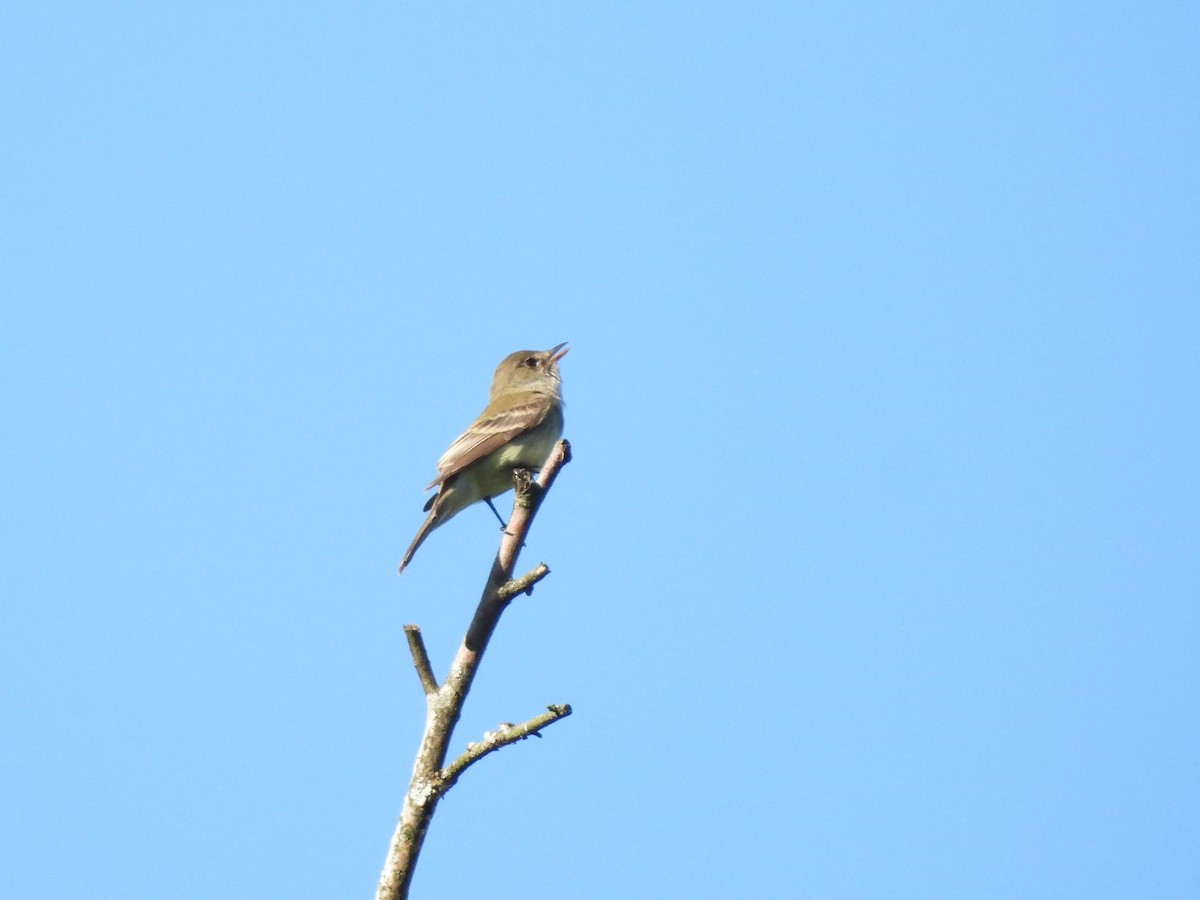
3,3,1197,897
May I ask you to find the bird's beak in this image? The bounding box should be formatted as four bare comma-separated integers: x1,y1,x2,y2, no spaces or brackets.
548,342,570,363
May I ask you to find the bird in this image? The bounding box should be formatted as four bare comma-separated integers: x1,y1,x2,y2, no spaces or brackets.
398,342,568,574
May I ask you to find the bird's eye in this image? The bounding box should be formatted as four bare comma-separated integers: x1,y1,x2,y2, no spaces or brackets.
523,357,537,368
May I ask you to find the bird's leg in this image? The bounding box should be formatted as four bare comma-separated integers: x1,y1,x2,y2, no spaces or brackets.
484,497,509,531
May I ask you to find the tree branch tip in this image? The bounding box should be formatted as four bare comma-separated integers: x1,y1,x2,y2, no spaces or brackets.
497,562,551,599
403,625,438,695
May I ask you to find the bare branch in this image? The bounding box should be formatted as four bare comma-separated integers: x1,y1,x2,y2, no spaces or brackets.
498,563,550,600
440,704,573,791
464,439,571,653
376,440,573,900
403,625,438,695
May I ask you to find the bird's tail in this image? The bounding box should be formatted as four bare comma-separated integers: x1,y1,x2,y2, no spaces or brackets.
398,504,440,574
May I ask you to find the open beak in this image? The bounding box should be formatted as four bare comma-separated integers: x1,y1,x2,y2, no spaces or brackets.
548,342,570,363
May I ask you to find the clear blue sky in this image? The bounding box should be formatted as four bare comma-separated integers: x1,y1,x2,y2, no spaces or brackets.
3,4,1197,897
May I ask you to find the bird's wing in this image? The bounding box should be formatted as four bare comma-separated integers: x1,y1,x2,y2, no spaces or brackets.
426,394,549,489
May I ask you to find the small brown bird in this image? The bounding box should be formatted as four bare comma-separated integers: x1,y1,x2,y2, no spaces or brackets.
398,343,568,573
